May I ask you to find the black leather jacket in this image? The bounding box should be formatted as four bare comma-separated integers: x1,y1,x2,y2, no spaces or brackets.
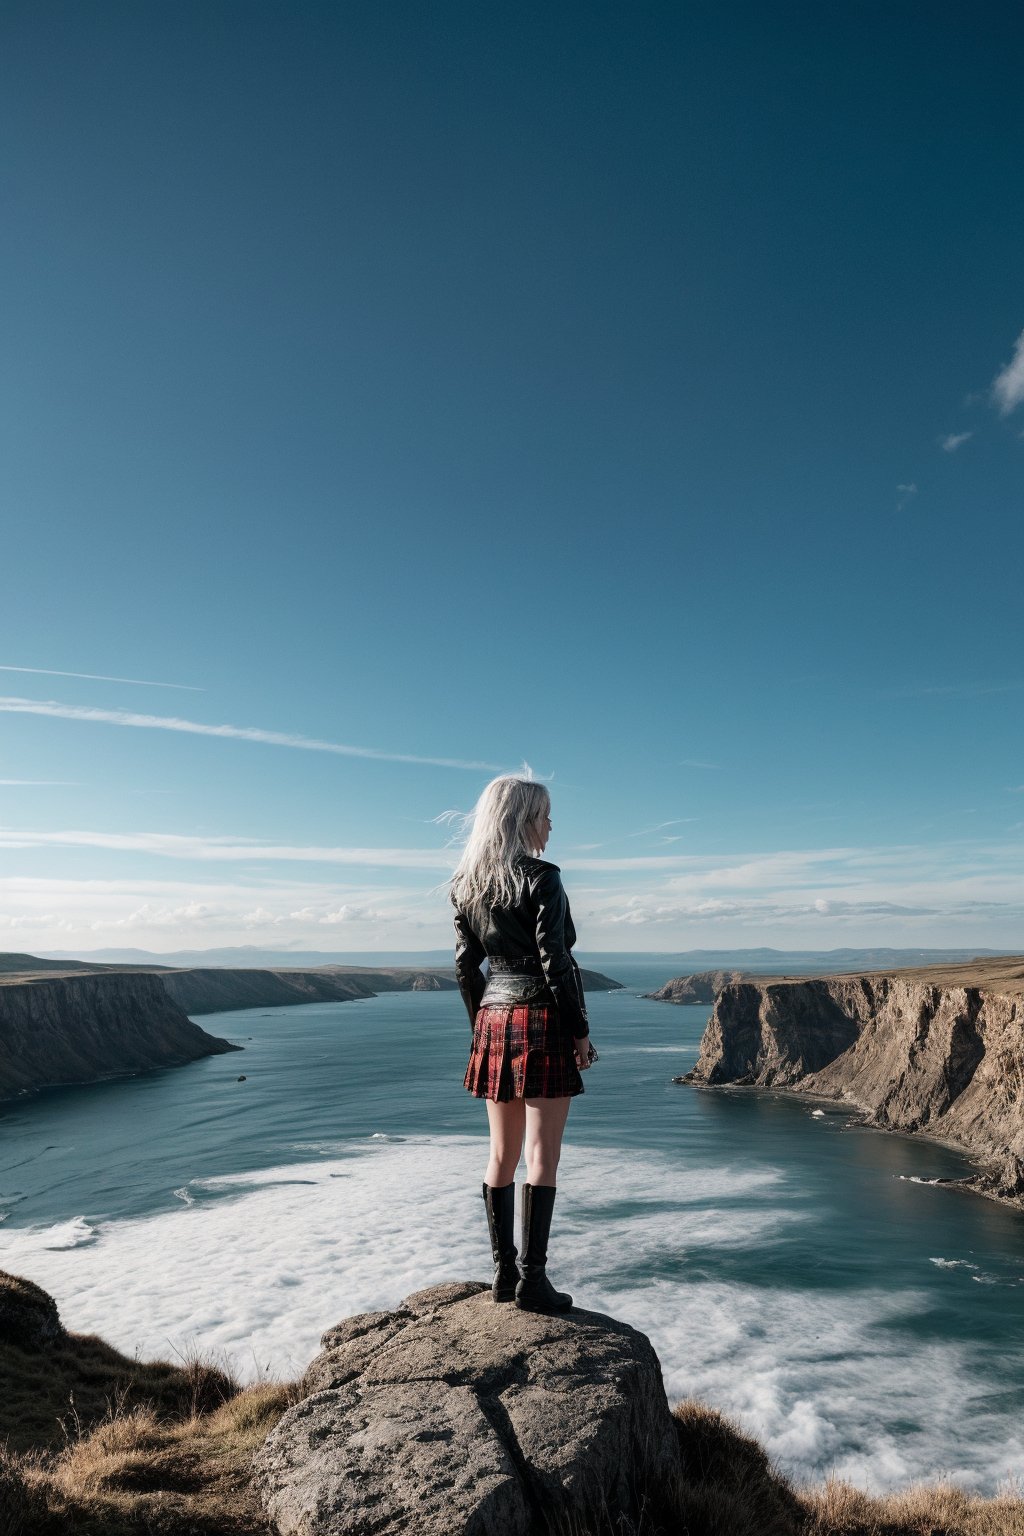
452,856,590,1038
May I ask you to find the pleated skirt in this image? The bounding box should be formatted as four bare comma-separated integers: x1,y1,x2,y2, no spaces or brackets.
464,1003,584,1101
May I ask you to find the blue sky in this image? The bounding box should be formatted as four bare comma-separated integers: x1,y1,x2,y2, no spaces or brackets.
1,1,1022,954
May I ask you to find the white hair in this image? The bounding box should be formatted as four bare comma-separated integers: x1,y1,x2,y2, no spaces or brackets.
449,774,551,925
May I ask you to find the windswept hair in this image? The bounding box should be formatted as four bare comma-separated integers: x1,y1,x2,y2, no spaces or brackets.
449,775,551,924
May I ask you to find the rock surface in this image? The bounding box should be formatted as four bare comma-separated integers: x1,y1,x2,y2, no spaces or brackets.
645,969,745,1004
687,970,1024,1203
0,971,239,1101
0,1269,65,1348
253,1281,680,1536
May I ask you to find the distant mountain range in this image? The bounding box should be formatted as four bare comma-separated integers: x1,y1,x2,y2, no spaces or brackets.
36,944,1007,970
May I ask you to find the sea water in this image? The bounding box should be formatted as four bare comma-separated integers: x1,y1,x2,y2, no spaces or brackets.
2,962,1023,1494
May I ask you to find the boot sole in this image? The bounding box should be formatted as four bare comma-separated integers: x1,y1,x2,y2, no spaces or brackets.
514,1297,573,1313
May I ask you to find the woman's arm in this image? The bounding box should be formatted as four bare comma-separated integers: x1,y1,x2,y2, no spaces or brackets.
453,904,487,1028
532,865,590,1038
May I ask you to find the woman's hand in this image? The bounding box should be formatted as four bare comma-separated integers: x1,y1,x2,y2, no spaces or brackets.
575,1036,596,1070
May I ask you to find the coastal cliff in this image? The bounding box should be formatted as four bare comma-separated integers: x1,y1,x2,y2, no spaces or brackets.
160,967,409,1014
686,959,1024,1204
0,971,239,1101
159,964,620,1015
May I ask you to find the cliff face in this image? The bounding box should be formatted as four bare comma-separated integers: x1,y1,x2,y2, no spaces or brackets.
0,972,239,1101
689,973,1024,1202
159,968,381,1015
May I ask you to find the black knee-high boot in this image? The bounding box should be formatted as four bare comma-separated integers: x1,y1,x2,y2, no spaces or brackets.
515,1183,572,1313
482,1182,519,1303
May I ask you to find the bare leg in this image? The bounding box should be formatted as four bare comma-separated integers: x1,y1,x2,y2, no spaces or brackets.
485,1098,526,1186
524,1095,572,1187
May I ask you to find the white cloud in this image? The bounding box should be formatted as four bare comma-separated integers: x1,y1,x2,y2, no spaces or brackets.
105,901,216,930
896,483,918,511
0,696,499,772
0,827,455,869
3,835,1024,952
319,904,395,924
992,327,1024,416
0,665,201,690
240,902,396,928
940,432,972,453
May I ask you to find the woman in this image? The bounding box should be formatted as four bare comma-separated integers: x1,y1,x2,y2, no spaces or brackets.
451,775,596,1314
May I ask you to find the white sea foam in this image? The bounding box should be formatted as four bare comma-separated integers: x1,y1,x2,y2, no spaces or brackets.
629,1046,695,1055
1,1134,1022,1494
2,1216,99,1251
930,1257,979,1271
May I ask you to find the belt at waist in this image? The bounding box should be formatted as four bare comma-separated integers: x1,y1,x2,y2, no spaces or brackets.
486,954,544,975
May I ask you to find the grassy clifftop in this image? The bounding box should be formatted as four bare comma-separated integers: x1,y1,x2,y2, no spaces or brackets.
2,1269,1022,1536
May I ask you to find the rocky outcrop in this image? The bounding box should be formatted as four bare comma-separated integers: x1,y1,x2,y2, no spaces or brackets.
686,970,1024,1204
0,1270,64,1349
577,967,623,993
253,1281,681,1536
646,969,745,1004
0,972,239,1101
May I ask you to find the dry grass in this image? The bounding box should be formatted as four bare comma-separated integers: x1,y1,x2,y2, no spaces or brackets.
1,1318,297,1535
801,1474,1024,1535
669,1402,1024,1536
5,1380,297,1535
671,1399,804,1535
0,1325,241,1456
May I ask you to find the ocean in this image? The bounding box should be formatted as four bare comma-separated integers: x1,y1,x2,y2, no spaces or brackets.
2,960,1023,1495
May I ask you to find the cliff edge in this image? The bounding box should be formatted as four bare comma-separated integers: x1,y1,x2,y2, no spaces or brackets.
686,959,1024,1204
0,971,239,1102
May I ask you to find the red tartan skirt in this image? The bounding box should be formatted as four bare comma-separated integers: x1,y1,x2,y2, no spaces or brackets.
464,1003,584,1101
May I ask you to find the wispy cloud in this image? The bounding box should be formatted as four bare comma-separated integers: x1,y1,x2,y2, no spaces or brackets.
895,483,918,511
678,759,719,770
0,779,77,786
992,327,1024,416
0,665,201,690
0,697,500,772
626,818,698,839
940,431,972,453
0,827,455,869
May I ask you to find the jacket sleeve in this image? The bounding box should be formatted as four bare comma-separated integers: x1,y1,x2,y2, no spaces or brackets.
532,865,589,1037
452,902,487,1028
